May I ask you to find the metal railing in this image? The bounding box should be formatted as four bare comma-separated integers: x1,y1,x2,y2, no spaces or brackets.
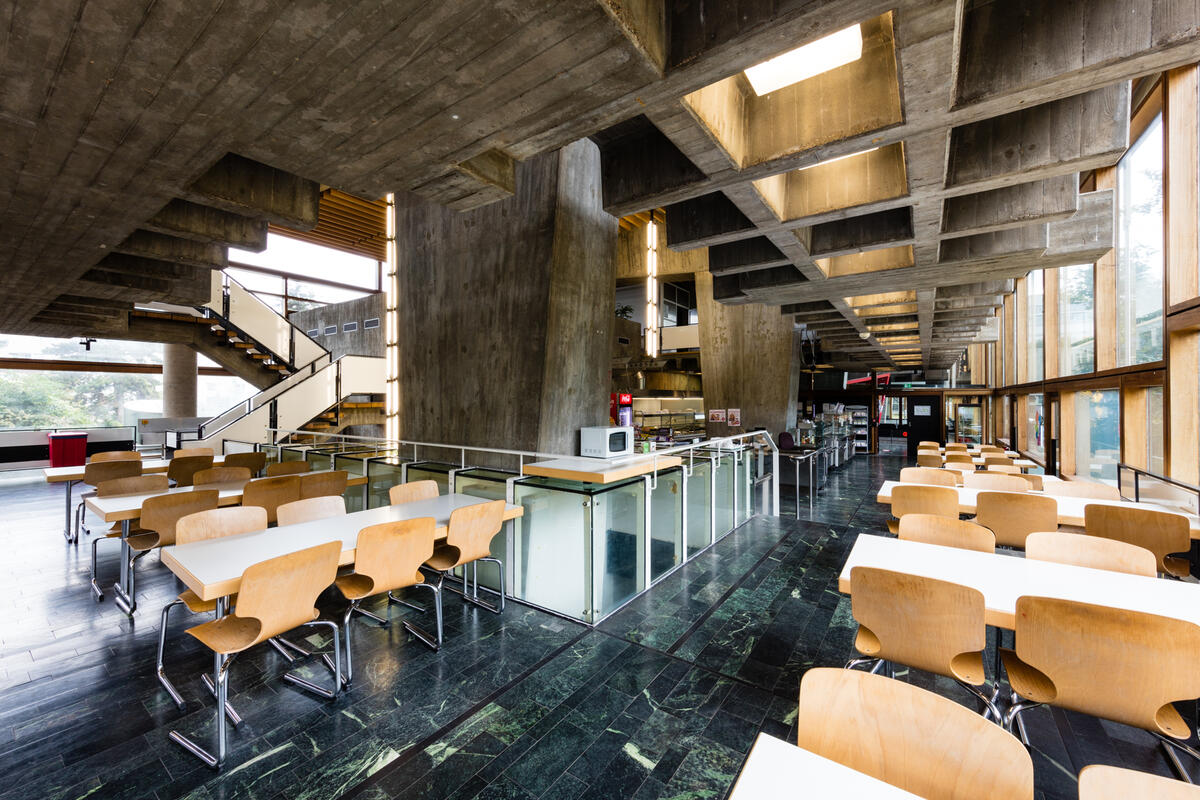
1117,463,1200,516
782,446,832,517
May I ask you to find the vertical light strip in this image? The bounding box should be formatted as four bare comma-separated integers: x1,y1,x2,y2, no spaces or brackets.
384,193,399,443
645,219,659,358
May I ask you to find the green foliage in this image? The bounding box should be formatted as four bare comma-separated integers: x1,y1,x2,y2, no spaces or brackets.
0,370,160,429
615,304,634,320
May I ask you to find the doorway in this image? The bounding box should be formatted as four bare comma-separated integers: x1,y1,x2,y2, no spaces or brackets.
905,396,943,460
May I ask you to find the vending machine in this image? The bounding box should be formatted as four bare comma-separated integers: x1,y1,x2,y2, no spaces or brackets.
609,393,633,427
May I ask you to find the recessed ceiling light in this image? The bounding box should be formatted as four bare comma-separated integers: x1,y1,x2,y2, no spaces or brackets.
744,24,863,96
798,146,879,172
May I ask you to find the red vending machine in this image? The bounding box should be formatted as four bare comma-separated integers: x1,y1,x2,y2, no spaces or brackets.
609,393,633,427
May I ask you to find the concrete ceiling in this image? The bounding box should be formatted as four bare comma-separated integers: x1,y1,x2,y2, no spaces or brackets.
591,0,1200,370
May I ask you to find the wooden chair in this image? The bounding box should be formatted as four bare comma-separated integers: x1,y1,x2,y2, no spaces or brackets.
916,453,943,468
194,467,252,486
796,669,1031,800
222,451,267,476
333,518,442,681
979,445,1004,455
265,460,311,477
1001,597,1200,778
1042,480,1121,501
899,467,959,487
1024,531,1156,577
298,470,349,500
91,450,143,462
390,480,440,505
944,462,977,475
898,514,995,553
242,475,301,525
91,488,219,602
973,491,1057,549
917,441,939,448
945,442,969,451
175,447,215,457
845,567,1001,720
888,484,959,534
74,457,143,541
1017,473,1043,491
156,506,268,713
1078,764,1200,800
945,453,974,464
169,540,342,768
983,456,1015,467
424,499,507,614
276,496,347,528
1084,504,1191,578
964,472,1029,493
168,454,214,488
88,475,169,594
986,463,1021,474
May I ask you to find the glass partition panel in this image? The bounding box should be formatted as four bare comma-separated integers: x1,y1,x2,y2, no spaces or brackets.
736,451,753,525
685,458,712,557
1025,393,1044,459
649,467,683,582
1075,390,1120,482
365,456,406,508
1147,386,1164,475
513,478,591,623
711,452,735,538
591,478,646,618
406,461,454,495
1026,271,1044,381
454,468,512,501
279,445,312,462
1059,264,1095,376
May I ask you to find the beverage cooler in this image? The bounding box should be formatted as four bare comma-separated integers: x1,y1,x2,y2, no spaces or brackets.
609,392,633,427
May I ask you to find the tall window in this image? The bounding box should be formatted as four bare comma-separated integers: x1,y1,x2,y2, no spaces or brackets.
1059,264,1094,375
1026,393,1044,458
1116,114,1164,365
1075,390,1120,482
1026,271,1043,381
1146,385,1164,475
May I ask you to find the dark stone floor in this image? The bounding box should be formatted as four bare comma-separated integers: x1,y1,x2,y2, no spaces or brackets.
0,455,1193,799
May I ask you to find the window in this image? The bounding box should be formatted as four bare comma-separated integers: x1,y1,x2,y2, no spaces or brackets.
1075,390,1120,482
1059,264,1094,376
1116,114,1164,366
230,234,380,290
1026,271,1043,381
1146,385,1164,475
1026,393,1044,458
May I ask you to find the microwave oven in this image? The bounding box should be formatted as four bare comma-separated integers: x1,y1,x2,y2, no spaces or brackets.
580,426,634,458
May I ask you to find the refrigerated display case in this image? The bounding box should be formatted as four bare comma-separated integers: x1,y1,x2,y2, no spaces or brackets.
848,404,870,454
955,404,983,444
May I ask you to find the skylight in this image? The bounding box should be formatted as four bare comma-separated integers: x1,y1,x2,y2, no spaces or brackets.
744,24,863,96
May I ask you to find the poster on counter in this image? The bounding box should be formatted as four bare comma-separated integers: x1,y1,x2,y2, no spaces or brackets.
727,408,741,426
709,409,727,422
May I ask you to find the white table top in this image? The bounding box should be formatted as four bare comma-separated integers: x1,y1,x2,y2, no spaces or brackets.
162,493,523,601
729,733,922,799
839,533,1200,630
876,480,1200,537
44,455,227,482
930,446,1018,456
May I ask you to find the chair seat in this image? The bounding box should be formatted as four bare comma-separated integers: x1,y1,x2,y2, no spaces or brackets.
126,532,162,552
425,544,463,572
856,627,986,686
1000,648,1057,703
179,589,236,615
1165,555,1190,579
188,612,292,655
335,573,376,601
886,519,899,534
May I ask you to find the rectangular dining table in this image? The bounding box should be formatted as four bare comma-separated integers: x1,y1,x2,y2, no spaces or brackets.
839,533,1200,630
85,472,367,614
875,480,1200,537
44,455,227,540
728,732,921,799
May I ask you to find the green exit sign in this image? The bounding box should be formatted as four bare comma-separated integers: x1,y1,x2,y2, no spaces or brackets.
902,383,912,388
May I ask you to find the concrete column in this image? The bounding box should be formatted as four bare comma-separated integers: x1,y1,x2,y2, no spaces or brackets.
162,343,198,418
394,139,616,459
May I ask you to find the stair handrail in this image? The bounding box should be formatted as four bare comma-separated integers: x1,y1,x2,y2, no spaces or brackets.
200,271,330,372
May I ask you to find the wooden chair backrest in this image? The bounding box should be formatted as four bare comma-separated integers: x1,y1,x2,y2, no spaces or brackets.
223,451,267,475
445,499,506,564
176,506,268,545
945,443,968,451
1083,504,1190,575
235,540,341,647
1078,764,1200,800
986,463,1021,474
944,462,977,474
140,489,220,547
964,472,1029,493
898,514,995,553
390,480,439,505
298,470,348,500
193,467,252,486
1025,531,1156,577
175,447,215,457
975,491,1057,548
944,453,974,464
354,518,437,595
899,467,958,487
82,458,142,487
979,445,1004,454
916,454,943,468
796,668,1033,800
242,475,301,525
917,441,939,448
167,455,214,487
1018,473,1043,491
983,456,1014,466
1043,480,1121,501
276,496,347,528
266,460,311,477
97,474,169,497
849,567,986,680
91,450,142,463
1013,596,1200,737
892,484,959,521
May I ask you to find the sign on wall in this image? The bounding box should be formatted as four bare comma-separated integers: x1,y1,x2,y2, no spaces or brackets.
709,409,726,423
727,408,741,426
913,404,932,417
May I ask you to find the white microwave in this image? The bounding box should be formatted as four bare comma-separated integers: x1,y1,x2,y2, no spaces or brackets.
580,426,634,458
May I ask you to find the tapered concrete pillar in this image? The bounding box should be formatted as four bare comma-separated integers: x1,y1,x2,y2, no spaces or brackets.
162,344,198,418
394,139,616,457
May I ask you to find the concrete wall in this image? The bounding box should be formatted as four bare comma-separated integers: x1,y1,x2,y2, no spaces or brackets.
290,294,385,360
697,271,798,437
394,140,616,460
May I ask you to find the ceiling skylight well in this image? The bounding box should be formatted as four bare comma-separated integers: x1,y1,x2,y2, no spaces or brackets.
744,24,863,96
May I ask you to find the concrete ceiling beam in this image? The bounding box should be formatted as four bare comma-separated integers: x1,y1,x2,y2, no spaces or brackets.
809,208,915,259
940,175,1079,239
111,231,227,270
143,199,268,251
181,153,320,230
708,237,790,275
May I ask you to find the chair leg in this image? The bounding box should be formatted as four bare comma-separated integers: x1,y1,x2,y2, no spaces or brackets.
157,599,186,709
352,604,389,626
323,604,357,686
459,557,505,614
844,656,882,672
283,620,341,699
403,581,443,651
269,637,312,661
1153,732,1200,783
89,536,111,601
386,588,426,613
200,673,244,727
956,679,1005,725
169,650,233,769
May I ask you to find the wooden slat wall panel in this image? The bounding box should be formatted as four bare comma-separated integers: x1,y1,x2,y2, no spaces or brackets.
272,190,387,262
1123,385,1147,470
1093,167,1118,371
1166,65,1199,306
1059,390,1075,476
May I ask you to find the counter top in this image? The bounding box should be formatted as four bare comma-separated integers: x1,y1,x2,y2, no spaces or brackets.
523,453,683,484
